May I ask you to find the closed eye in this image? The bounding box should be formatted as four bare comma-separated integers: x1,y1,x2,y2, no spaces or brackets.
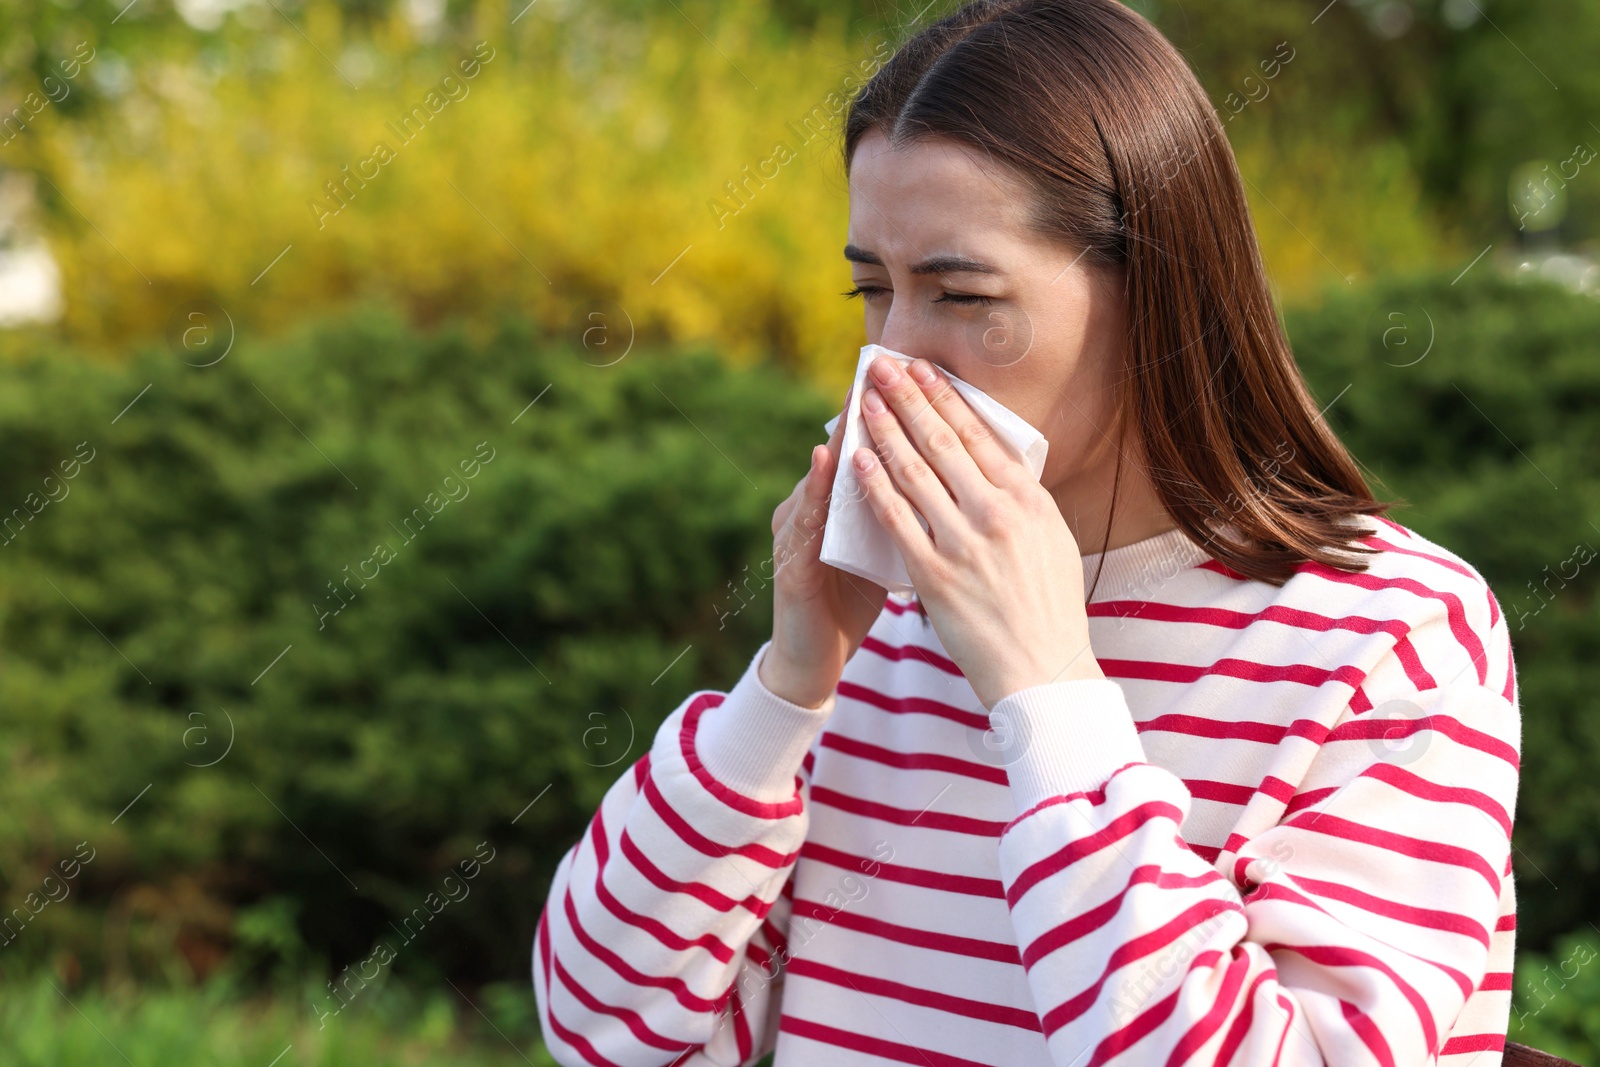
841,285,994,307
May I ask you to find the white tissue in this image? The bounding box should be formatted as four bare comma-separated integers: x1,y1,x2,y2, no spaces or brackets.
818,343,1050,597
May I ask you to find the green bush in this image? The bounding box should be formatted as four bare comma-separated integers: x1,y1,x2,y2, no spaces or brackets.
1284,269,1600,951
1508,925,1600,1064
0,299,830,986
0,975,559,1066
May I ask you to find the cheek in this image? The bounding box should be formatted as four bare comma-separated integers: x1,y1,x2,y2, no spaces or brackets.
1020,353,1123,478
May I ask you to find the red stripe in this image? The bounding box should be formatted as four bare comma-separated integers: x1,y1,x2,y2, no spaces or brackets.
1101,655,1368,692
1300,562,1487,686
1360,761,1512,836
1213,968,1276,1067
729,981,751,1062
619,828,768,914
837,679,990,730
786,956,1043,1031
588,805,739,963
1363,534,1478,584
1373,515,1409,537
1249,882,1474,999
1283,785,1338,816
1340,996,1396,1067
1286,872,1490,948
1258,776,1296,804
1183,777,1257,806
1137,712,1330,746
780,1015,994,1067
760,915,789,959
1088,598,1415,650
641,772,799,868
561,890,721,1013
1009,766,1140,822
1282,811,1501,894
1083,949,1229,1063
810,784,1008,836
801,840,1005,898
1479,971,1512,991
1040,899,1243,1033
859,633,963,676
1390,634,1439,691
1324,712,1519,771
1441,1033,1507,1054
789,896,1022,964
552,951,692,1053
537,903,553,988
1006,799,1188,906
1198,558,1250,582
1262,940,1437,1054
541,1000,632,1067
1020,864,1228,969
680,694,805,818
820,730,1009,784
1163,947,1254,1066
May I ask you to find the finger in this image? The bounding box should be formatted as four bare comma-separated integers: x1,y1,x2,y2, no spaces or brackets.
772,470,805,535
774,383,852,535
863,354,997,503
850,444,936,574
858,384,962,540
904,357,1027,491
774,443,828,537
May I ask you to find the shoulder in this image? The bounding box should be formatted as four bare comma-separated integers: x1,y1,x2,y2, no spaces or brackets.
1273,513,1515,701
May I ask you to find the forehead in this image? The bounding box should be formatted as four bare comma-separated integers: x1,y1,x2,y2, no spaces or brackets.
846,129,1037,260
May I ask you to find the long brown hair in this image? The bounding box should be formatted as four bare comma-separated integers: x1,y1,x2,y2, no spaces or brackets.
843,0,1393,587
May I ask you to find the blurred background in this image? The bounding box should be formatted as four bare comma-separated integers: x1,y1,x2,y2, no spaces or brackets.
0,0,1597,1062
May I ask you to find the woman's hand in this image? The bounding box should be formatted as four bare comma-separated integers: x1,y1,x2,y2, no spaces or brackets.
852,353,1103,709
761,382,890,709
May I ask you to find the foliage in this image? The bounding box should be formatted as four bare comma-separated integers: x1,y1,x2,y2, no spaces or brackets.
0,300,831,987
21,0,1599,376
2,0,896,386
1284,267,1600,951
1508,925,1600,1064
0,974,559,1066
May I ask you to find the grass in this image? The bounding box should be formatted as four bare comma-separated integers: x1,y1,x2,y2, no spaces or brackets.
0,976,559,1067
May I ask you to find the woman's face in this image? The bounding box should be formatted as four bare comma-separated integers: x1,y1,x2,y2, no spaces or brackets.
845,127,1131,499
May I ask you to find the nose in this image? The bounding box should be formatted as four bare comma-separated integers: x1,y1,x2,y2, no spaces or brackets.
874,308,952,370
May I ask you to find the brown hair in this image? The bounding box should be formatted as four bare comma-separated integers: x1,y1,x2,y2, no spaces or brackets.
842,0,1393,587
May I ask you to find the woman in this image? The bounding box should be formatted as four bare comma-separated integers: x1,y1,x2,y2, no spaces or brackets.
532,0,1521,1064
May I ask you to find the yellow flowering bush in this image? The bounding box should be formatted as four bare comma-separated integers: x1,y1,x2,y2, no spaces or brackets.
13,0,1459,391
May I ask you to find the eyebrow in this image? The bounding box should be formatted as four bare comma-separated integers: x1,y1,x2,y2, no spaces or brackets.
843,244,1003,276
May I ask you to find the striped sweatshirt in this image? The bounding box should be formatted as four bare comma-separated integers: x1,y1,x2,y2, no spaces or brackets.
532,512,1522,1067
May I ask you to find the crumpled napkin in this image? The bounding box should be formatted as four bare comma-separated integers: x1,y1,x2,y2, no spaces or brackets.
819,343,1051,597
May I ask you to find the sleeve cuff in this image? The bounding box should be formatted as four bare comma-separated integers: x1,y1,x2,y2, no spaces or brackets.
989,677,1147,815
692,640,838,803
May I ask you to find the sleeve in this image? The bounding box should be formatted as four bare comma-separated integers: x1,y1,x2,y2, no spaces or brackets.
982,595,1521,1066
533,639,835,1067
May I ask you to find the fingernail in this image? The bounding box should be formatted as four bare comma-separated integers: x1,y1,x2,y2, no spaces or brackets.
909,359,938,386
854,450,875,472
872,355,901,384
863,388,886,414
